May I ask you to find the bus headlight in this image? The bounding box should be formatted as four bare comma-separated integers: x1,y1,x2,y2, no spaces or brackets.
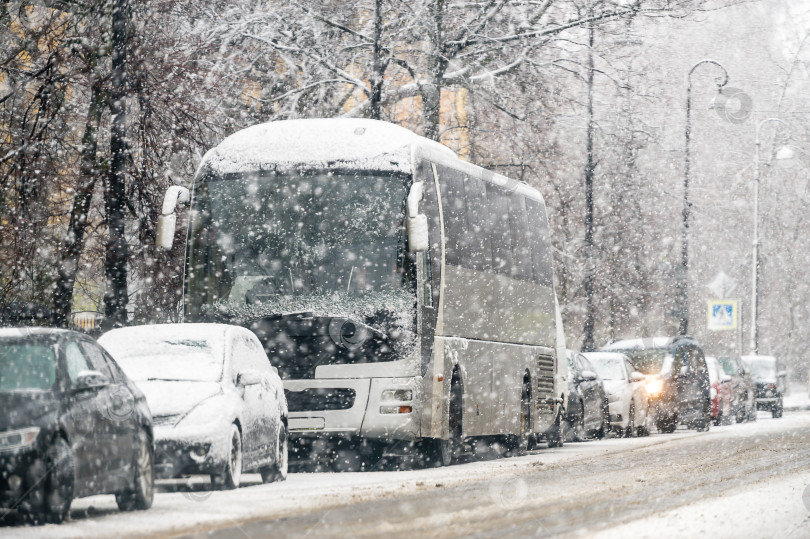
381,389,413,402
645,378,664,398
380,406,412,414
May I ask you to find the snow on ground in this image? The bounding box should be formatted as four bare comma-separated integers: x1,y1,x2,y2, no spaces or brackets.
2,405,810,538
596,464,810,538
785,382,810,411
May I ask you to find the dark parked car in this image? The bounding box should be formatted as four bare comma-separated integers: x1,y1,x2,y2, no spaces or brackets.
600,336,712,433
0,328,154,523
716,355,756,423
564,351,609,441
741,355,785,418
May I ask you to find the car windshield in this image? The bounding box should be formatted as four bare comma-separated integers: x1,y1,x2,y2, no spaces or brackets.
105,338,223,383
717,357,738,376
610,348,667,375
590,357,625,380
0,341,57,391
745,358,776,381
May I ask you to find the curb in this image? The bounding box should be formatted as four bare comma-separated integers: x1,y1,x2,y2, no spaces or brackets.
784,404,810,412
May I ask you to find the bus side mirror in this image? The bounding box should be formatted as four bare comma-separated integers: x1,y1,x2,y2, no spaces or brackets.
407,182,428,252
156,186,190,250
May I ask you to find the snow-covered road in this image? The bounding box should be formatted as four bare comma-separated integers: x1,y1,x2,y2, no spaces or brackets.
3,411,810,538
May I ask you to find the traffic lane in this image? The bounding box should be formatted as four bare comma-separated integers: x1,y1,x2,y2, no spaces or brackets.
180,413,810,539
2,412,807,538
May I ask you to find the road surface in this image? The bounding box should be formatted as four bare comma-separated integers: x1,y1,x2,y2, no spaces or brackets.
3,410,810,538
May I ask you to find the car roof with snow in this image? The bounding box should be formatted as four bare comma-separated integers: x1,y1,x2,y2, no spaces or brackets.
97,323,249,358
0,327,73,338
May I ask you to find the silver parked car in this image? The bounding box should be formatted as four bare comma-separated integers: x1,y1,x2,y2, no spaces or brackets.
583,352,650,437
99,324,288,489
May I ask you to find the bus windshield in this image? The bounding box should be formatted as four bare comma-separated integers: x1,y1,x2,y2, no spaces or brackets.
185,170,416,332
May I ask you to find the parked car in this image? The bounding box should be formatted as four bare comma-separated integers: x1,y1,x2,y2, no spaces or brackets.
716,355,756,423
705,356,733,426
583,352,649,437
741,355,785,418
564,351,609,441
0,328,154,523
99,324,288,489
601,337,711,433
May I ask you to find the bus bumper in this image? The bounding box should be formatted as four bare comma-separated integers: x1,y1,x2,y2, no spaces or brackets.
285,377,421,442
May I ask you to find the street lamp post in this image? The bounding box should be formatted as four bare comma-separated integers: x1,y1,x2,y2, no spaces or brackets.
680,60,729,336
751,117,789,355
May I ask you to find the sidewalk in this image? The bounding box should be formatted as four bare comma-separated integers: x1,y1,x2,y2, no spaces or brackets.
784,382,810,411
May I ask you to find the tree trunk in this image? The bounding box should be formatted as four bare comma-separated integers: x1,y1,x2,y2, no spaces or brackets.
368,0,384,120
51,81,105,328
104,0,129,327
422,0,447,141
581,18,596,352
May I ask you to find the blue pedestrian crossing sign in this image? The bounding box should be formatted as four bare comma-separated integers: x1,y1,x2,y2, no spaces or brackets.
707,300,737,331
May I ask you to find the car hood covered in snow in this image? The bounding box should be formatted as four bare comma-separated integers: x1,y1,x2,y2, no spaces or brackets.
137,380,221,418
602,380,627,395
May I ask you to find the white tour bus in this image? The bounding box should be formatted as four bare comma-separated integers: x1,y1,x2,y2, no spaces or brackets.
157,118,567,466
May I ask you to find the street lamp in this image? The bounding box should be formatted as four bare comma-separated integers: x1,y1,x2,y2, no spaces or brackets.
680,60,729,336
751,118,789,354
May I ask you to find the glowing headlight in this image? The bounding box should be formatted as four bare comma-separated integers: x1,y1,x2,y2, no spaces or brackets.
645,378,664,398
0,427,40,452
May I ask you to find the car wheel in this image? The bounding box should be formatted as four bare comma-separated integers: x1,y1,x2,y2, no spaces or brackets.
261,422,289,483
29,437,75,524
772,398,783,419
116,430,154,511
212,424,242,490
595,416,606,439
623,403,635,438
656,413,677,434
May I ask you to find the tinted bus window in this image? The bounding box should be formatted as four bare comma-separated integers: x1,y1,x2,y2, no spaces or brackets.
486,184,514,276
439,169,469,268
463,175,493,273
508,193,533,281
525,198,553,286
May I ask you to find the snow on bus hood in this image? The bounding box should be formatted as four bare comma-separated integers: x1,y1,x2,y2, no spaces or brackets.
199,118,454,175
137,380,221,418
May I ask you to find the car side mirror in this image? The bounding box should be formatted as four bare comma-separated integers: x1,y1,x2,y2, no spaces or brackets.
156,185,190,250
580,370,597,381
777,370,787,378
237,370,261,387
74,370,110,392
630,372,645,383
407,182,428,252
720,374,732,383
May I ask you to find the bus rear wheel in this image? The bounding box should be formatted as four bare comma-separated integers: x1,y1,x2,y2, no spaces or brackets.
506,381,531,457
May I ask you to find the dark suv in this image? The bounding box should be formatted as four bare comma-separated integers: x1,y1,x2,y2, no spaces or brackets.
600,337,712,433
